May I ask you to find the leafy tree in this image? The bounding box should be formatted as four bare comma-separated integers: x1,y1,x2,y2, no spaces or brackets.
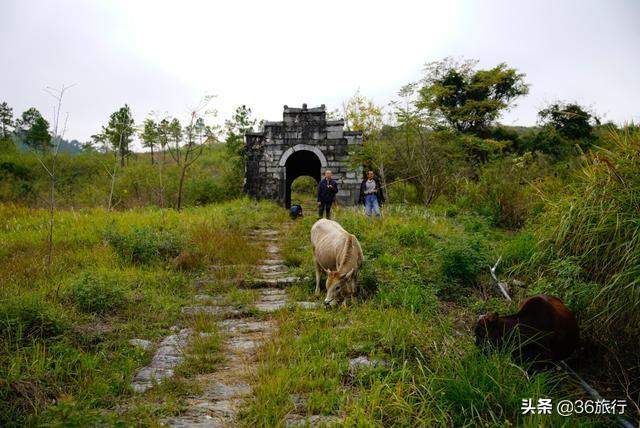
343,90,384,140
28,117,53,152
386,85,469,205
157,118,170,163
15,108,52,152
80,140,98,152
140,118,158,164
103,105,135,167
224,105,256,195
172,114,211,210
343,91,390,190
168,118,183,163
225,105,256,159
538,102,598,141
15,107,40,133
417,58,528,135
522,103,599,158
0,101,14,139
392,126,466,206
90,132,109,153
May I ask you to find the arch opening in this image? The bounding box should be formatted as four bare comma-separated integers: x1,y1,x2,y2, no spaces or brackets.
284,150,321,208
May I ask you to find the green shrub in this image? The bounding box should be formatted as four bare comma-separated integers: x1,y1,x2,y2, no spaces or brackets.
186,175,227,205
531,128,640,339
359,263,380,297
460,154,550,229
438,236,488,286
0,159,37,203
458,213,491,234
70,272,129,314
0,295,67,343
529,258,599,319
501,231,536,267
291,175,317,200
429,349,567,427
362,239,386,259
104,226,183,265
396,224,433,248
375,278,436,313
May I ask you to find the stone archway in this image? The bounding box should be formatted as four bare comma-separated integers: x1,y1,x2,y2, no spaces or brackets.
244,104,363,207
278,144,328,168
283,149,322,208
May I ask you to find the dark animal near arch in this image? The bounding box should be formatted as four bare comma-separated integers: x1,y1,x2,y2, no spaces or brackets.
289,204,303,219
474,295,579,362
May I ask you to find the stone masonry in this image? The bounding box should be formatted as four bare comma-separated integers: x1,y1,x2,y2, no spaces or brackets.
244,104,363,207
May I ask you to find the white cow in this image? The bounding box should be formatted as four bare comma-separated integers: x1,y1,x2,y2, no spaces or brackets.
310,219,363,306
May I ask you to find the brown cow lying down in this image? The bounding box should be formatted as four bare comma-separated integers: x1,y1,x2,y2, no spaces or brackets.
474,295,579,362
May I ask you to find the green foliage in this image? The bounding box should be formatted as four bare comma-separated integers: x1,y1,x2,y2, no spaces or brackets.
539,102,598,141
343,90,384,140
0,159,36,202
531,128,640,345
0,146,236,209
358,263,380,297
0,101,13,139
185,174,226,205
438,236,488,286
519,102,599,158
417,58,529,135
375,271,437,312
530,258,600,319
69,272,129,315
501,231,536,267
460,153,551,228
0,295,68,343
224,105,256,195
15,108,52,152
140,118,158,162
290,175,317,204
396,223,433,248
428,348,566,426
104,225,183,265
103,104,135,166
0,199,282,425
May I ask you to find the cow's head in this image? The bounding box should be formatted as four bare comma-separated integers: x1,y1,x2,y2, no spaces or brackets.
474,313,504,347
324,269,355,306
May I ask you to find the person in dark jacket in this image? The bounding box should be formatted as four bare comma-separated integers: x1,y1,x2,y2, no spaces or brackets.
358,170,385,219
317,170,339,219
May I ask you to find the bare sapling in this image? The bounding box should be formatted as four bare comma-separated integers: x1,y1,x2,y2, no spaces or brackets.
168,96,217,210
30,84,73,273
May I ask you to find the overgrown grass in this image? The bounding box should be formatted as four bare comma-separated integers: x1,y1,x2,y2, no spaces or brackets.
0,198,281,425
2,127,639,425
528,128,640,348
261,205,609,426
0,145,238,209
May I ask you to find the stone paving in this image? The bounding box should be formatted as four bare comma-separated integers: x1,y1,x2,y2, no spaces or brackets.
130,327,193,393
129,227,329,426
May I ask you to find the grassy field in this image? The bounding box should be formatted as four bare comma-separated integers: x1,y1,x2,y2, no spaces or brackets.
0,199,283,425
1,128,639,426
0,198,636,426
239,204,612,427
0,145,238,210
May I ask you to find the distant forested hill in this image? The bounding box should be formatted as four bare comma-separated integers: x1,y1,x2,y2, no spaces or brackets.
11,135,84,154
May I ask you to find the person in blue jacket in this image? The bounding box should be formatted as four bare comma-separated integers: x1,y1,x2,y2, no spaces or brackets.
317,170,339,219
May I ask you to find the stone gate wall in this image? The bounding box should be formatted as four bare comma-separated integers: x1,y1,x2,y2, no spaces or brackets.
244,104,363,206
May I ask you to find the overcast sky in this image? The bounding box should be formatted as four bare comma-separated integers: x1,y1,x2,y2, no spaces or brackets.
1,0,638,145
